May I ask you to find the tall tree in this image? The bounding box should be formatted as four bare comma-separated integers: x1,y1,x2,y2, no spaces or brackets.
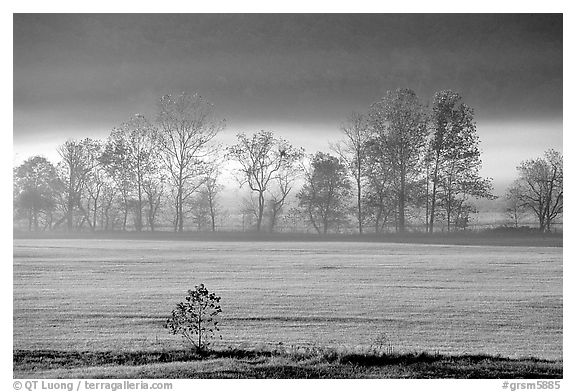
367,88,428,232
427,91,493,232
100,137,134,231
297,152,351,234
204,165,222,232
363,142,396,233
156,92,224,232
513,149,563,232
427,90,491,232
56,139,99,232
13,156,59,231
332,112,372,234
80,140,106,231
104,114,159,231
227,130,304,232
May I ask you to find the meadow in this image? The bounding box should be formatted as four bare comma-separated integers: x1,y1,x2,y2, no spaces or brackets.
13,237,563,377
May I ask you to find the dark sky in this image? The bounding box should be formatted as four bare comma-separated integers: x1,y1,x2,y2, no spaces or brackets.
13,14,563,191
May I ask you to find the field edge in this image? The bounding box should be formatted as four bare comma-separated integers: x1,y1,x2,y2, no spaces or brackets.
13,348,563,379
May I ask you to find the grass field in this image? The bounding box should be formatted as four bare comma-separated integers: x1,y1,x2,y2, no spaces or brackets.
13,238,562,377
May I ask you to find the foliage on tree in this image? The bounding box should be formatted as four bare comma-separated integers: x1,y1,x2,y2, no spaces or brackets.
96,179,119,231
80,152,108,232
281,207,306,232
100,137,133,231
101,114,159,231
227,130,304,232
362,149,397,233
56,139,102,232
165,284,222,352
297,152,351,234
367,88,428,232
426,90,494,232
142,170,166,232
512,149,563,232
13,156,59,231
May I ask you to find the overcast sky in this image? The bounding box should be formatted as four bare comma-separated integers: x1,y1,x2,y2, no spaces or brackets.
13,13,562,193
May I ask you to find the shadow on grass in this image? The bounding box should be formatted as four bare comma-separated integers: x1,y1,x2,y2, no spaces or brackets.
14,347,267,369
14,347,562,379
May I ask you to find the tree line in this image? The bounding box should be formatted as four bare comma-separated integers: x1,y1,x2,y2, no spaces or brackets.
13,89,563,234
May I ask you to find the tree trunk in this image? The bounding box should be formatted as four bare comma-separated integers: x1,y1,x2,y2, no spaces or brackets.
269,208,278,233
136,167,143,232
539,212,546,232
429,157,440,233
148,203,156,232
375,208,381,234
33,209,39,231
178,189,185,232
177,184,184,232
308,209,321,234
122,201,128,231
197,305,202,351
92,192,100,232
398,182,406,232
67,194,74,232
173,193,179,232
149,214,155,232
46,212,53,231
256,191,264,232
356,177,363,234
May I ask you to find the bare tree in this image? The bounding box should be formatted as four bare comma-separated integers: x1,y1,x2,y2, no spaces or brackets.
227,130,304,232
513,149,563,232
156,92,224,232
204,165,222,232
267,158,303,232
331,112,372,234
81,144,107,232
503,183,526,228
